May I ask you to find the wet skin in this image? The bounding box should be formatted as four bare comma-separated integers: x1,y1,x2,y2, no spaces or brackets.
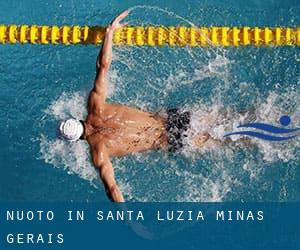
80,11,209,202
79,11,163,203
84,94,168,157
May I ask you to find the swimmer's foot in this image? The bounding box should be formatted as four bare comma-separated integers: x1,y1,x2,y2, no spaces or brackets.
193,133,210,147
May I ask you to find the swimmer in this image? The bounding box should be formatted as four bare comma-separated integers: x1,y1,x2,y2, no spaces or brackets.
58,11,210,202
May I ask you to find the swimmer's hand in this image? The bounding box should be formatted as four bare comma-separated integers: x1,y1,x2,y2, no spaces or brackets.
107,10,129,33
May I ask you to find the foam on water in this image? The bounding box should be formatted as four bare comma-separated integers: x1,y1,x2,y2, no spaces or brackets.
39,135,97,183
38,6,300,202
175,164,234,202
183,89,300,161
39,92,98,185
38,81,300,202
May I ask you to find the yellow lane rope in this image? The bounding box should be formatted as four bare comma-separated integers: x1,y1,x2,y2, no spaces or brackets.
0,25,299,46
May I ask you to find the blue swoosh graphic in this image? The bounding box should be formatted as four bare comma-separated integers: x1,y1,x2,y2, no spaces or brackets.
224,131,297,141
237,123,300,134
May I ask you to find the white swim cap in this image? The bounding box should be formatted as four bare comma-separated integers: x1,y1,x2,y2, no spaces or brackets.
58,118,84,142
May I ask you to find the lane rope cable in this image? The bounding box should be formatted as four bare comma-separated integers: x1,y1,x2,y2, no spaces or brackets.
0,25,299,46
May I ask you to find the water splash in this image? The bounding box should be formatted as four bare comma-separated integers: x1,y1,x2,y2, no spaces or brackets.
39,89,300,202
37,6,300,202
39,134,98,185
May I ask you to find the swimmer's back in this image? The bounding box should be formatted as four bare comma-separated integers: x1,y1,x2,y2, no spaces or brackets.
86,102,168,156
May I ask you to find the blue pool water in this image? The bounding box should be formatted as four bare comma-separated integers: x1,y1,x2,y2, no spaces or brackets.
0,0,299,202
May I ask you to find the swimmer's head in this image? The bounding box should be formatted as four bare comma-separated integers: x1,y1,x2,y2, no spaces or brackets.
57,118,84,142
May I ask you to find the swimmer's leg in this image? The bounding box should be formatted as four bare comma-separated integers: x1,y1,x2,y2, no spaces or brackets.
192,133,254,148
189,107,259,148
189,114,216,147
192,132,211,147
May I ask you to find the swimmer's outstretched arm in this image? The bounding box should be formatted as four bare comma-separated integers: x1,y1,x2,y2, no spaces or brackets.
92,143,125,202
93,11,129,101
